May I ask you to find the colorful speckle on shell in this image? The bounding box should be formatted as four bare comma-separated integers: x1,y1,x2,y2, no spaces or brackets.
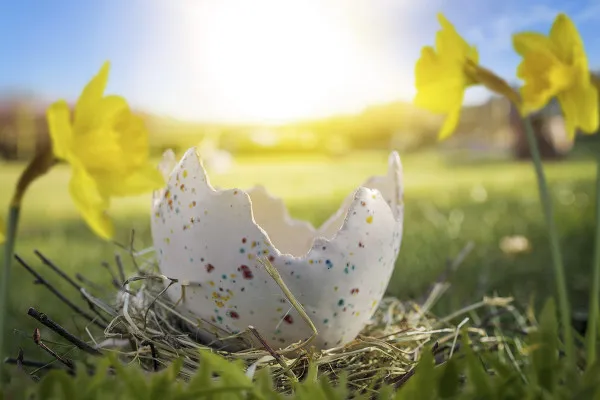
150,147,404,350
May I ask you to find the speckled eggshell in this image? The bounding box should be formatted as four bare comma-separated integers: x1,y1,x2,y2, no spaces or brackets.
151,147,404,350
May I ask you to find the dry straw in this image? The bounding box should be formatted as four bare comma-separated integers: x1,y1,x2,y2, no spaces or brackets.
7,237,533,396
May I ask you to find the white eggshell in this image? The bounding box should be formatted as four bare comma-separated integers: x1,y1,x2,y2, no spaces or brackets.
150,147,404,350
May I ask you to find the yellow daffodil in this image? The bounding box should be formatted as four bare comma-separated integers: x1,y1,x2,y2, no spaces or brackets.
513,13,598,139
46,62,165,239
415,13,520,139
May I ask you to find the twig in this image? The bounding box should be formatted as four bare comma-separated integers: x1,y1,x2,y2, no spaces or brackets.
143,278,178,331
115,253,126,284
248,325,297,383
12,347,41,382
4,357,59,370
27,308,102,356
140,340,160,372
33,250,111,324
111,229,142,273
33,328,74,370
16,348,23,372
128,230,140,272
75,273,107,293
102,261,122,289
80,288,118,318
33,250,80,292
15,254,107,330
392,368,415,389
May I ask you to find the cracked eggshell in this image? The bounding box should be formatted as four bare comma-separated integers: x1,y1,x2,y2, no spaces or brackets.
151,147,404,350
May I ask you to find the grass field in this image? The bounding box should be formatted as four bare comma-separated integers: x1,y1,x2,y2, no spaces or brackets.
0,149,596,358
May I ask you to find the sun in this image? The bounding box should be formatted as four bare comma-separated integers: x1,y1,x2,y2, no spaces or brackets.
172,0,406,124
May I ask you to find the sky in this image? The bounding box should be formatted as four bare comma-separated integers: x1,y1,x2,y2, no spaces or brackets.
1,0,599,124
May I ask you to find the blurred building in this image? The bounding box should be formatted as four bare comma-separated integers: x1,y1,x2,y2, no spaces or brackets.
0,96,50,161
440,94,574,161
509,97,572,160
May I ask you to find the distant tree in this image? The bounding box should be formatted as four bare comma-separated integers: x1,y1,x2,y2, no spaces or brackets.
0,100,50,161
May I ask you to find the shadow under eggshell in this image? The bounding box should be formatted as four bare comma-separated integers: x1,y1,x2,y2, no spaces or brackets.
151,147,404,350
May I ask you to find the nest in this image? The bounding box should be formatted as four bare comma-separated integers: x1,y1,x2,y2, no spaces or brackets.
8,238,535,396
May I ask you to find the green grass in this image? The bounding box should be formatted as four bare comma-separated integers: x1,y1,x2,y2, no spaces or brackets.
0,149,596,362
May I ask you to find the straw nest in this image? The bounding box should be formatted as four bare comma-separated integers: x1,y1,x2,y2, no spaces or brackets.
11,240,534,396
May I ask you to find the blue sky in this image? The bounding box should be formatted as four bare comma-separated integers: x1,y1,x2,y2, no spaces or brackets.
1,0,599,123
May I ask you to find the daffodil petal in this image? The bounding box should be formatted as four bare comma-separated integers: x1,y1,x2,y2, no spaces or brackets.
69,167,114,240
74,61,110,132
578,83,599,133
558,83,599,139
415,47,437,87
512,32,555,56
114,113,150,168
414,47,466,114
96,95,129,128
436,13,477,62
550,13,585,66
72,127,127,172
96,166,165,198
72,97,147,173
46,100,73,161
516,51,561,114
438,104,463,140
414,78,464,114
557,92,578,140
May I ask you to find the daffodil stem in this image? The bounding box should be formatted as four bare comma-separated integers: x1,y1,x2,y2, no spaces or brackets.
586,155,600,369
522,117,573,367
0,205,20,383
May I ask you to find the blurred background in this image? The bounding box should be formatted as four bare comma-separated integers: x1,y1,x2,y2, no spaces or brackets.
1,0,600,352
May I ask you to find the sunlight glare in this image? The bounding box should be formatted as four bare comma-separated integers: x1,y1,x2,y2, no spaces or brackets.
177,0,406,124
